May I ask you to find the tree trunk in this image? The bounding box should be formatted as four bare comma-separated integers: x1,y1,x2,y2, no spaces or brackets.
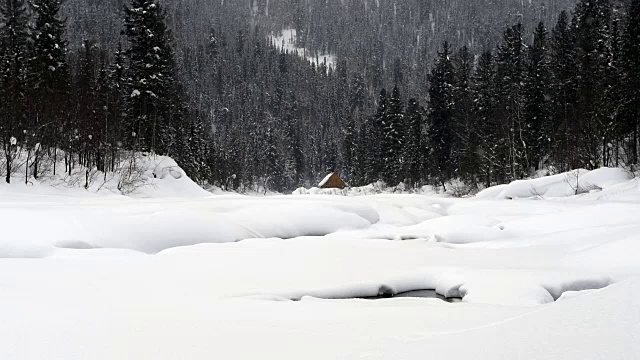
5,151,11,184
34,150,39,180
25,148,30,185
53,148,57,176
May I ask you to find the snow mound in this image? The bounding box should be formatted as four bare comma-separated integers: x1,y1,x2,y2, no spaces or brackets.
379,277,640,360
0,196,377,257
476,168,635,199
0,151,209,198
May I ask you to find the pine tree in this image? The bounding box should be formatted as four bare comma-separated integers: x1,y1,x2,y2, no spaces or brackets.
524,22,552,170
28,0,71,178
124,0,182,154
622,0,640,166
382,85,404,185
428,42,456,189
0,0,28,183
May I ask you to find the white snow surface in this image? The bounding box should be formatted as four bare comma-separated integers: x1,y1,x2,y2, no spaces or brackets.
1,166,640,359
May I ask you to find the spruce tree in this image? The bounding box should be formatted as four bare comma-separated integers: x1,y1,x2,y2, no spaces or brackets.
105,44,128,157
495,23,528,179
403,98,423,187
605,18,624,167
622,0,640,166
428,42,456,189
124,0,181,154
453,46,477,185
549,11,578,170
342,115,356,181
382,85,404,185
364,89,387,183
574,0,612,168
524,22,551,170
0,0,28,183
472,51,501,186
75,39,99,167
28,0,71,178
262,124,281,192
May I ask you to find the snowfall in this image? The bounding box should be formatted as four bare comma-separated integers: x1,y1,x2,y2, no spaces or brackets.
1,159,639,360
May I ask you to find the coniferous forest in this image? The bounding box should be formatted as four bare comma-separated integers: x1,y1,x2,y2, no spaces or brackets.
1,0,639,192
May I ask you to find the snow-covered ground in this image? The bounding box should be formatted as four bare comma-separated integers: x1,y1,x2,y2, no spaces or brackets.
1,164,639,359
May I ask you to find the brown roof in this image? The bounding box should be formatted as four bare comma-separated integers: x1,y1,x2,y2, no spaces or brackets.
319,173,346,189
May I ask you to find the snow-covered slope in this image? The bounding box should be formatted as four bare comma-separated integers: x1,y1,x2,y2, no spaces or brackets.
0,167,639,359
270,28,337,70
0,152,210,198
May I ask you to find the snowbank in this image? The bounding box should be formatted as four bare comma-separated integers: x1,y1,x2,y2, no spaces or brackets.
0,196,378,256
293,180,446,196
0,151,210,198
476,167,635,199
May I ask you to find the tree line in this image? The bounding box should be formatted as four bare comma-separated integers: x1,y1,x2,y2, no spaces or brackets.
0,0,204,187
1,0,639,193
350,0,640,190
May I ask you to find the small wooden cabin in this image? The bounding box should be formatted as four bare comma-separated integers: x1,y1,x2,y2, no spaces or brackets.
319,173,347,189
